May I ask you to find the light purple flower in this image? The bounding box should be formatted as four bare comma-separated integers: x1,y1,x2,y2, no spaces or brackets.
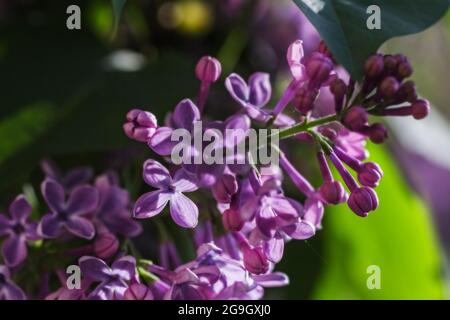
39,179,98,239
0,265,26,300
0,195,39,267
41,159,93,192
133,160,199,228
79,255,137,300
94,173,142,237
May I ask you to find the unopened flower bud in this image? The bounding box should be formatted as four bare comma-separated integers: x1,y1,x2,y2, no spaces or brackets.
396,81,417,102
195,56,222,83
93,232,119,259
124,283,154,300
411,99,430,120
242,246,269,275
358,162,383,188
343,106,368,131
222,208,243,231
364,54,384,78
348,187,378,217
330,78,347,99
383,55,398,73
306,52,333,88
212,174,238,203
294,87,318,114
318,40,332,58
368,123,388,144
397,61,413,79
378,76,399,98
319,180,347,205
123,109,158,142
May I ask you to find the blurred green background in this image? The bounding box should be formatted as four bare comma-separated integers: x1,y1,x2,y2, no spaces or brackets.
0,0,449,299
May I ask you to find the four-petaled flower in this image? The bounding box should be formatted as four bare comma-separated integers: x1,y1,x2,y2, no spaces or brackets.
0,195,40,267
39,179,98,239
133,160,199,228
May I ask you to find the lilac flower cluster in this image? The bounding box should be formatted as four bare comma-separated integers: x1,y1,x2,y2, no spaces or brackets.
0,40,429,300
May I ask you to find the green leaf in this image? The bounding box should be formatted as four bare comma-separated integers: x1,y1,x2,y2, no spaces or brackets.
293,0,449,79
111,0,127,35
313,144,445,299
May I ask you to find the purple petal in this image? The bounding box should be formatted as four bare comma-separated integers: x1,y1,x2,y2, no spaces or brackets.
66,186,99,216
169,193,199,228
287,40,306,80
268,195,300,222
2,234,27,267
225,73,249,106
172,99,200,131
265,237,284,263
285,220,315,240
111,256,136,281
143,159,172,189
0,215,13,237
41,179,65,213
9,195,32,223
256,205,277,239
65,167,94,191
252,272,289,287
65,216,95,239
133,190,171,219
149,127,178,156
248,72,271,107
124,283,153,300
79,256,112,282
172,169,198,193
103,212,142,237
2,282,26,300
39,213,61,238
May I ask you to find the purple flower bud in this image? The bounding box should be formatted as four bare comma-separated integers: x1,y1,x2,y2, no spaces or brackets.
383,55,398,73
396,80,417,102
378,76,399,98
364,54,384,78
330,78,347,99
93,232,119,259
195,56,222,83
368,123,388,144
343,106,368,131
286,40,306,80
397,61,413,79
305,52,333,88
123,109,158,142
411,99,430,120
222,208,243,231
242,246,269,275
212,174,238,203
293,87,318,114
319,180,347,205
348,187,379,217
357,162,383,188
394,54,407,64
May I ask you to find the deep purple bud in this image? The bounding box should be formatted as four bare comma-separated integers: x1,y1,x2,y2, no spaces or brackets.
242,246,269,275
212,174,238,203
357,162,383,188
364,54,384,78
330,78,347,99
396,81,417,102
348,187,378,217
306,52,333,88
397,61,413,79
411,99,430,120
123,109,158,142
368,123,388,144
319,180,347,205
294,87,318,114
195,56,221,83
343,106,368,131
378,76,399,98
94,232,119,259
394,54,407,64
383,55,398,73
222,208,243,231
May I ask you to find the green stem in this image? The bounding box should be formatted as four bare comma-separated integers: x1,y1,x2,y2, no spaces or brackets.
276,114,337,140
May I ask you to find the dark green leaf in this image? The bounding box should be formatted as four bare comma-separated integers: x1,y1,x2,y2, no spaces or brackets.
293,0,449,79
